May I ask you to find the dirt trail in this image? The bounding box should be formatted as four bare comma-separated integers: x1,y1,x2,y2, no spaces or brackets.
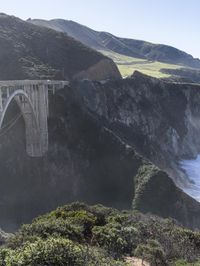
125,257,150,266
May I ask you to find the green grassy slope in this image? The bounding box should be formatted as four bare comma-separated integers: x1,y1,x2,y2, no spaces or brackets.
101,50,182,78
30,18,200,75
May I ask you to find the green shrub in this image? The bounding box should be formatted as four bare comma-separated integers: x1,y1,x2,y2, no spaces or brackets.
4,202,200,265
92,223,126,257
174,259,200,265
92,221,139,257
134,239,166,266
8,207,98,249
3,237,86,266
1,237,126,266
7,218,84,249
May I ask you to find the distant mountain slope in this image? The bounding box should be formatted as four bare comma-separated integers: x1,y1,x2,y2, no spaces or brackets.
0,14,120,80
30,18,200,69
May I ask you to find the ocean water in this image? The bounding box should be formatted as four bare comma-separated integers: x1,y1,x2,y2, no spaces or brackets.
180,155,200,202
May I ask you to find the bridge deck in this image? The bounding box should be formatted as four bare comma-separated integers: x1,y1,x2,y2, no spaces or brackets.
0,80,69,87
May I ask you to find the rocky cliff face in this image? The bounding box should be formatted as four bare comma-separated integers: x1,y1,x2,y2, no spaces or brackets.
0,86,141,230
75,72,200,186
73,58,121,81
2,74,200,231
161,68,200,83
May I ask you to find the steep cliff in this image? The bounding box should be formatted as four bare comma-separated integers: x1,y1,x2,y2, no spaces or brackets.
0,86,141,230
73,58,120,81
161,67,200,83
2,75,200,231
75,72,200,186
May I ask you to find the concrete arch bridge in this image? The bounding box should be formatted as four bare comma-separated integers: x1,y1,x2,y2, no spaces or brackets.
0,80,69,157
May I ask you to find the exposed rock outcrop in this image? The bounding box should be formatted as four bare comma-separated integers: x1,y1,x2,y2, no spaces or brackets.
161,67,200,83
74,72,200,187
74,58,121,81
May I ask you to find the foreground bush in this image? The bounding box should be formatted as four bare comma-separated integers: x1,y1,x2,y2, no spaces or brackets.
1,202,200,265
0,237,125,266
134,239,166,265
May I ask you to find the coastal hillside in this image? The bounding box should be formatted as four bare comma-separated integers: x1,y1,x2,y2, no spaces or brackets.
29,18,200,80
0,1,200,265
29,19,200,68
0,14,120,80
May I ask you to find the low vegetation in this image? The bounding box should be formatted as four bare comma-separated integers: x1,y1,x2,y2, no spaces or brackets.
100,49,182,78
1,202,200,265
0,14,116,80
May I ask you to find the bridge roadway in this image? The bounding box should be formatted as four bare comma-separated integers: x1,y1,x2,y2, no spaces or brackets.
0,80,69,157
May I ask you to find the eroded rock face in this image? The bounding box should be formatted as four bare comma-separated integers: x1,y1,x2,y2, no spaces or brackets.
74,58,121,81
0,87,143,231
74,72,200,187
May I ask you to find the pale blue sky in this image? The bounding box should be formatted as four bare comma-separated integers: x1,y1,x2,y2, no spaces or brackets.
1,0,200,58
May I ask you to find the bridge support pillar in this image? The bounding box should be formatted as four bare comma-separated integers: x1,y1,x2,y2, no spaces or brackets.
0,80,69,157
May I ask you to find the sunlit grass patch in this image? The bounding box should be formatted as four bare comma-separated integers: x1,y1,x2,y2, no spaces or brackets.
100,49,182,78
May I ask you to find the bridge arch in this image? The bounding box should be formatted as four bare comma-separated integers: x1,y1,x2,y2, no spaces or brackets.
0,90,37,128
0,80,69,157
0,90,41,156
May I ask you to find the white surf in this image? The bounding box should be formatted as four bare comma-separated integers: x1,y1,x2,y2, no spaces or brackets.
180,155,200,202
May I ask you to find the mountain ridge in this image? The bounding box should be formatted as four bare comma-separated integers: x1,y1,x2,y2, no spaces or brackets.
0,13,120,80
29,18,200,69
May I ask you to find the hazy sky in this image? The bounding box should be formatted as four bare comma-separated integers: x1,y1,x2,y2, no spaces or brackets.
1,0,199,58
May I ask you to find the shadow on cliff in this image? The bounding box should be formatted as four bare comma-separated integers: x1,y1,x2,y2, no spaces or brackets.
2,76,200,232
0,87,142,231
